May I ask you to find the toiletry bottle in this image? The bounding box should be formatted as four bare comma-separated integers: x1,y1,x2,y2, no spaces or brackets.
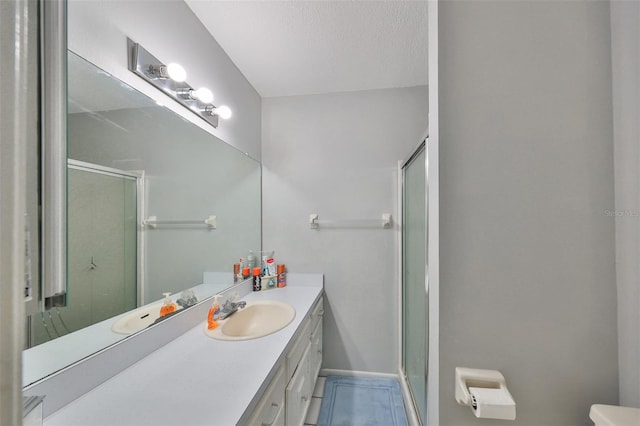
207,295,221,330
233,263,240,284
253,267,262,291
160,292,177,317
277,264,287,288
242,267,250,280
267,258,276,276
247,250,256,269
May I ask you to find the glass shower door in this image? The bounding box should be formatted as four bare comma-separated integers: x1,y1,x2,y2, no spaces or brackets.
402,141,427,424
29,163,138,346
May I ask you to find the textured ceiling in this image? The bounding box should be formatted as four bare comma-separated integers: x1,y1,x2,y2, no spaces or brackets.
185,0,428,98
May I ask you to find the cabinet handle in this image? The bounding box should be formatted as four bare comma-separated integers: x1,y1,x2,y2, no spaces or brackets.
318,310,324,315
261,403,279,426
301,395,308,402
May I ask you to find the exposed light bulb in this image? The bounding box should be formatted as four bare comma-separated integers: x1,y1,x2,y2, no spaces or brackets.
213,105,232,120
166,62,187,82
193,87,214,104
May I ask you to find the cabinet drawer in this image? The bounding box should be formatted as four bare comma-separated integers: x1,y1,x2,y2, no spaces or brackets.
244,364,286,426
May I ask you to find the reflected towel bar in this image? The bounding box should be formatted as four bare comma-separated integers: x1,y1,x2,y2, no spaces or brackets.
309,213,392,229
143,215,217,229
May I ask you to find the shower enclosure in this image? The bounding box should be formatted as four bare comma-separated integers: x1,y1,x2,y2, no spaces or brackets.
401,139,428,425
28,161,138,346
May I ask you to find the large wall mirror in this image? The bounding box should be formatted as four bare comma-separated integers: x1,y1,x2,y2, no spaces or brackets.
23,51,261,387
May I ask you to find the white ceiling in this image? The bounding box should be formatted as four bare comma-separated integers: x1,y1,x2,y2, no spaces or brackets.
185,0,428,98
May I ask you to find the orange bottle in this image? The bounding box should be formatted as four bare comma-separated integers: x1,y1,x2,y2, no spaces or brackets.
159,292,177,317
207,295,221,330
277,264,287,288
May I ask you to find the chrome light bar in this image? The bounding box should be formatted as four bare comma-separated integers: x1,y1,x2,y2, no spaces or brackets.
127,38,232,128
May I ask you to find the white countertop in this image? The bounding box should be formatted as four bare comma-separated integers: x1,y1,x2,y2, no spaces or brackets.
23,278,231,387
44,281,323,426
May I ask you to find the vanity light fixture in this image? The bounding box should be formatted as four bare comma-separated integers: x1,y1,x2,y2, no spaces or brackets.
203,105,232,120
192,87,214,103
147,62,187,82
177,87,214,104
127,38,232,128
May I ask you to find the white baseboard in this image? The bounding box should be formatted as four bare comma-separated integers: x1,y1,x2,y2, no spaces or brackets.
319,369,399,380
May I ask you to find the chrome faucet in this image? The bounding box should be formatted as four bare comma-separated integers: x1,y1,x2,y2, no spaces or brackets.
176,289,198,309
219,299,246,320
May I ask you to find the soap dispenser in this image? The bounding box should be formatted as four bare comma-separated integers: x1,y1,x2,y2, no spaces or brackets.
159,292,177,317
207,295,222,330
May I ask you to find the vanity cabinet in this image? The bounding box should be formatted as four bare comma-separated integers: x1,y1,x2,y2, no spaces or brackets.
244,296,323,426
286,297,323,426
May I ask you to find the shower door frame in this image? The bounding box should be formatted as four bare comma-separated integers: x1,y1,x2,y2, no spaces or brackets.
400,138,428,426
67,159,146,306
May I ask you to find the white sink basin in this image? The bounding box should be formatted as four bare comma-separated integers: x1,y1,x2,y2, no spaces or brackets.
204,300,296,341
112,303,181,335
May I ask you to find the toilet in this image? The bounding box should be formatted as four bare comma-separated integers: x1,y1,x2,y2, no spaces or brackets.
590,404,640,426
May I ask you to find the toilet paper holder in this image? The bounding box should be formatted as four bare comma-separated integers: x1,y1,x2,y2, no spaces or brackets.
455,367,509,407
455,367,516,420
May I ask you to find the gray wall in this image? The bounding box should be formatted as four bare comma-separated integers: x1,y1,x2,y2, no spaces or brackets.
611,0,640,408
68,0,262,160
262,87,428,374
438,1,618,425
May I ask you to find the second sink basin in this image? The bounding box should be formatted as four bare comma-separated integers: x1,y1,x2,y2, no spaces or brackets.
112,303,181,335
205,300,296,341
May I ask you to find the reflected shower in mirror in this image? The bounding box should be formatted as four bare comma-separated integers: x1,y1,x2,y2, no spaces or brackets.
23,51,261,387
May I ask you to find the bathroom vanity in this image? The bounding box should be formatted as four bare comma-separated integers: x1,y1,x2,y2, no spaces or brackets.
41,275,323,426
244,293,323,426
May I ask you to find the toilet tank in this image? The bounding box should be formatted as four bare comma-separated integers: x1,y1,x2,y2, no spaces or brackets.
590,404,640,426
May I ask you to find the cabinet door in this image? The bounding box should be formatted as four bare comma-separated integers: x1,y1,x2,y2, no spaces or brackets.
271,400,286,426
286,344,312,426
310,320,322,379
286,319,311,382
244,365,286,426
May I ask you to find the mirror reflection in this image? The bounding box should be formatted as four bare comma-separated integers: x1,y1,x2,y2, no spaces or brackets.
23,51,261,386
